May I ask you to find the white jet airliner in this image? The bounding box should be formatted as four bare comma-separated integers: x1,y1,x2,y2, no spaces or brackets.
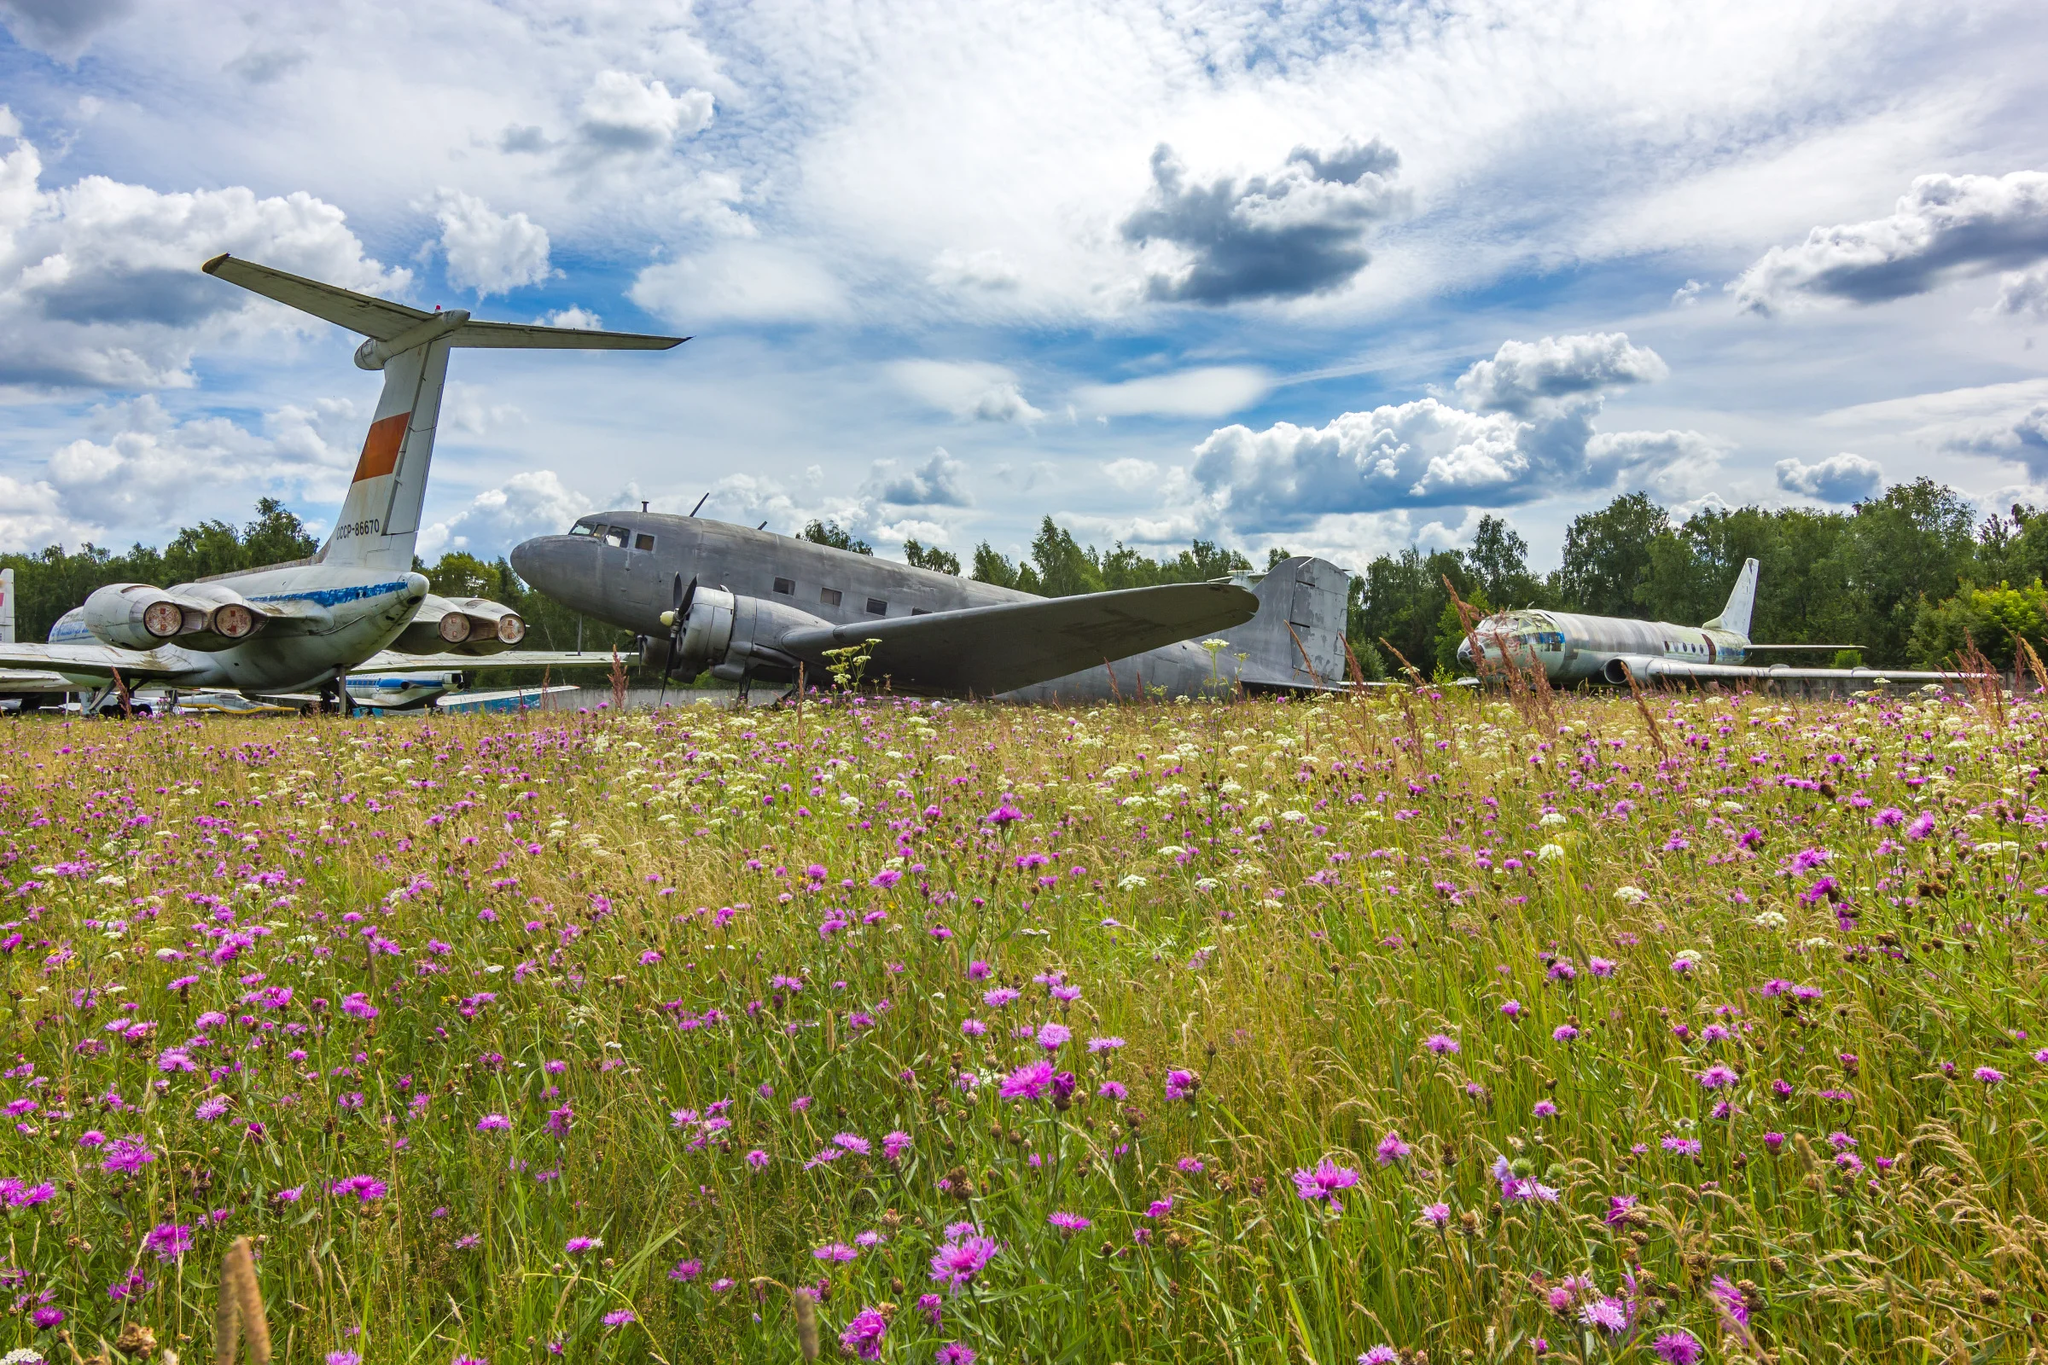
0,256,682,713
1455,558,1967,687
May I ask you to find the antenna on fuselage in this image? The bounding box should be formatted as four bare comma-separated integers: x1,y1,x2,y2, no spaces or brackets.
756,520,767,530
689,493,709,517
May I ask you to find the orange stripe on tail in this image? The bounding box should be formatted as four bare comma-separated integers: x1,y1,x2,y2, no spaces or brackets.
352,412,410,483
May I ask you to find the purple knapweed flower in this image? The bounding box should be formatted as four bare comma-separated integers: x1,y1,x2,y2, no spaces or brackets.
1291,1159,1361,1211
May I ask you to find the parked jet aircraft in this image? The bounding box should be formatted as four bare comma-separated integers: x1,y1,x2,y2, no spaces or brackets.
1454,558,1963,686
0,256,681,713
510,513,1351,701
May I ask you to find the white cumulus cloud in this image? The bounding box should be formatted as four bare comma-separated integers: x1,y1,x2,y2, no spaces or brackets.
432,189,552,297
1182,333,1710,531
1992,264,2048,319
577,70,714,153
0,394,361,552
1733,171,2048,315
0,113,403,390
420,469,592,561
1774,452,1884,502
1453,333,1668,415
863,448,972,507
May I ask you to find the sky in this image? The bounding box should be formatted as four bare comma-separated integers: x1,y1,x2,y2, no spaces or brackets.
1,0,2046,581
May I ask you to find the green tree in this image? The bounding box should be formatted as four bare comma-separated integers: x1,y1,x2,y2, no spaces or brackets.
1028,517,1104,597
971,543,1038,592
1909,580,2048,670
1466,514,1545,607
801,519,873,555
903,540,961,575
1355,546,1471,678
1553,492,1668,616
424,552,510,601
239,497,320,567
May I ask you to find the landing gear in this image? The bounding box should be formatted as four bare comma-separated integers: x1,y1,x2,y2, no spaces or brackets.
319,675,356,718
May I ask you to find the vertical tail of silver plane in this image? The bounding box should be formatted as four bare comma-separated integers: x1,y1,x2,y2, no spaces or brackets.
1703,557,1759,639
0,566,13,643
200,255,684,572
1230,557,1351,686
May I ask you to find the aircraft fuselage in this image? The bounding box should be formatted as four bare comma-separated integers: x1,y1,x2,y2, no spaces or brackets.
511,513,1343,701
46,564,428,692
1458,608,1751,684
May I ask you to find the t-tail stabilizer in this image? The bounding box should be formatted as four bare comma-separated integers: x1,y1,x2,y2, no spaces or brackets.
1702,557,1759,639
201,255,685,572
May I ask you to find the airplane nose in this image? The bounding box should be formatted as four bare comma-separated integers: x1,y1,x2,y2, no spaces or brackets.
509,535,596,614
1455,638,1473,665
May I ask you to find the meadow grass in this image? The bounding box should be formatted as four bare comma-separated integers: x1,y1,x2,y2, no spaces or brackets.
0,684,2043,1365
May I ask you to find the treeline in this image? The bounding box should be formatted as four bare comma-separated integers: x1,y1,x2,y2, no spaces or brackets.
1361,481,2048,676
798,516,1263,594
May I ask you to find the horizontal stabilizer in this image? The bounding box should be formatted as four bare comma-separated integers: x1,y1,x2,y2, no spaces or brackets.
202,255,685,351
780,580,1258,696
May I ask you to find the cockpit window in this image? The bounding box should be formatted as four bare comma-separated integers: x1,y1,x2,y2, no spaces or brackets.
569,523,595,536
634,533,655,551
604,527,630,548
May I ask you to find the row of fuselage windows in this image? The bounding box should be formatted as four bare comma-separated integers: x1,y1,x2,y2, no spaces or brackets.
1665,640,1710,656
772,577,927,616
571,526,925,617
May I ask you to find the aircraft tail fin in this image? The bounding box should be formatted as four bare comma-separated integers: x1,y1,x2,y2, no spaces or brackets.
200,254,684,571
1702,557,1759,638
1223,557,1350,688
0,566,13,643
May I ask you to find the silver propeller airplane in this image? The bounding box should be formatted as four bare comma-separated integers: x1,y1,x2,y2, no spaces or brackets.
510,513,1353,701
0,256,683,713
1455,557,1965,686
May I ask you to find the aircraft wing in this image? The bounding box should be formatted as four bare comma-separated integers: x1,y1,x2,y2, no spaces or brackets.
357,650,623,673
0,642,202,682
1617,655,1976,684
778,580,1260,695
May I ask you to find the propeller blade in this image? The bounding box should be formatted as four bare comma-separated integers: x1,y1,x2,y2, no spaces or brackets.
658,574,696,711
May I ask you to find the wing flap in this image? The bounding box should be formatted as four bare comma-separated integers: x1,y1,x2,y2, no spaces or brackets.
779,581,1259,695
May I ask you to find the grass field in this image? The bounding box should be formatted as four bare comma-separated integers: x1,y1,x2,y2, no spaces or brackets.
1,685,2043,1365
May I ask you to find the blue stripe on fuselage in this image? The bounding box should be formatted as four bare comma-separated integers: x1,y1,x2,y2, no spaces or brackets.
248,581,412,608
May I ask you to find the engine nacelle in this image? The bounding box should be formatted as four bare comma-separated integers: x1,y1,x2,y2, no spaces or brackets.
392,594,526,656
81,582,265,652
652,590,823,683
82,583,183,650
